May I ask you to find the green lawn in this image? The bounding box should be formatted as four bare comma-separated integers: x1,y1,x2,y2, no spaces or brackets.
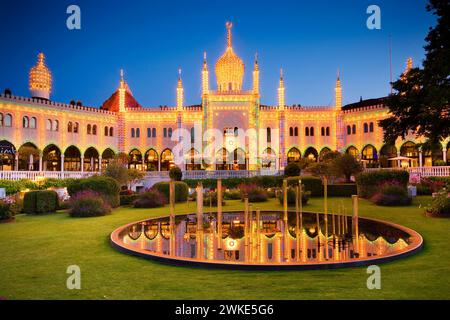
0,196,449,300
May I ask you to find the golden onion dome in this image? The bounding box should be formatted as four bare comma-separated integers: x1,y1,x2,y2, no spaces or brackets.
215,22,244,92
29,52,52,99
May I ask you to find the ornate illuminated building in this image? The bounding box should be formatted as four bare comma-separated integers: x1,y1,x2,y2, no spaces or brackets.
0,23,449,176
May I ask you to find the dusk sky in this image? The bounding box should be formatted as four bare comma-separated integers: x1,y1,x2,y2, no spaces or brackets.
0,0,436,108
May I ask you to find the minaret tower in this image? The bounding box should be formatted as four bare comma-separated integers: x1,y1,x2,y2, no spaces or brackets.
29,52,52,100
176,68,184,111
334,69,342,110
278,68,285,109
202,52,209,96
253,53,259,95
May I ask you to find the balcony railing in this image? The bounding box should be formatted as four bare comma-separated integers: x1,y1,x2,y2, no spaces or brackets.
0,171,97,181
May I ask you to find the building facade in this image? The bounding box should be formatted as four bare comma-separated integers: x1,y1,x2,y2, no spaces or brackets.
1,23,449,175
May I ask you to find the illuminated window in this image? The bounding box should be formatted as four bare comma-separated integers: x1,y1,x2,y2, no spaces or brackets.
23,116,30,128
87,124,92,135
109,127,113,137
68,122,73,133
45,119,51,131
30,117,36,129
92,125,97,135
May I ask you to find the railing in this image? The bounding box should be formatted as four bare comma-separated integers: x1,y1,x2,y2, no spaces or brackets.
364,166,450,180
0,171,97,181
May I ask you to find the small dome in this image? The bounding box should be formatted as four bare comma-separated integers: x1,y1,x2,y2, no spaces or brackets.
215,22,244,92
29,53,52,99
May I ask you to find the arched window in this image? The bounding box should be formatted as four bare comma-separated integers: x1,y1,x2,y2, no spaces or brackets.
23,116,30,128
294,127,298,136
168,128,172,138
152,128,156,137
163,128,167,137
369,122,374,132
45,119,51,131
310,127,314,136
326,127,330,136
147,128,151,138
347,125,351,135
4,114,12,127
30,117,36,129
136,128,140,138
68,122,73,133
364,123,368,133
109,127,113,137
305,127,310,136
131,128,135,138
191,127,195,143
52,120,59,131
74,122,79,133
104,126,109,136
0,113,3,126
321,127,325,136
87,124,92,135
266,127,271,143
289,127,293,136
92,124,97,135
352,124,356,134
234,127,238,137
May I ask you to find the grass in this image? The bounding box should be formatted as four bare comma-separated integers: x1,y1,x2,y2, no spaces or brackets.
0,196,449,300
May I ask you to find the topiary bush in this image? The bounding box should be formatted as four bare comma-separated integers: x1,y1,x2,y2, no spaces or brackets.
23,190,59,214
169,166,183,181
69,190,111,217
0,199,19,221
67,176,120,207
356,170,409,199
152,181,189,202
284,162,301,177
286,176,323,196
120,194,140,206
278,187,311,206
224,189,242,200
371,184,412,206
238,183,268,202
133,190,166,208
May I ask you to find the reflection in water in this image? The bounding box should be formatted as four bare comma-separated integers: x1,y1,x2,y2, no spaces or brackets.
118,211,412,265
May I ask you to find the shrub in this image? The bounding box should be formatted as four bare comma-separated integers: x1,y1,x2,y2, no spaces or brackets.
192,191,226,206
0,198,19,220
426,190,450,217
133,190,166,208
371,185,412,206
284,162,301,177
286,176,323,196
238,183,268,202
169,166,183,181
0,179,38,195
327,184,357,197
67,176,120,207
278,187,311,206
120,194,140,206
152,181,189,202
23,190,59,214
356,170,409,198
224,189,242,200
69,190,111,217
41,178,77,189
434,160,446,166
419,177,450,194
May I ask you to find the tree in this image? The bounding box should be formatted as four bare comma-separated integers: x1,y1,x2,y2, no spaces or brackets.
330,154,363,183
380,0,449,144
284,162,301,177
103,159,129,185
169,166,183,181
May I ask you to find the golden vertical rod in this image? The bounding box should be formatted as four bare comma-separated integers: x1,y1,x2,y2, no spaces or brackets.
244,197,249,262
316,211,321,261
256,208,261,262
295,185,300,262
282,179,289,261
352,195,360,257
323,176,329,260
196,182,204,259
217,179,223,250
169,180,175,257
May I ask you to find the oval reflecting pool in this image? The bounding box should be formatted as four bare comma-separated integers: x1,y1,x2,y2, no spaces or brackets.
110,211,423,270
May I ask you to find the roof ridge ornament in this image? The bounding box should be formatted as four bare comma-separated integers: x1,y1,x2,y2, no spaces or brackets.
226,21,233,48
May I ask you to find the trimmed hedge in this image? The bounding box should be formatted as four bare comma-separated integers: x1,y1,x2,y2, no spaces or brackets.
133,190,166,208
152,181,188,202
120,194,140,206
278,188,311,206
286,176,322,197
67,176,120,207
356,170,409,198
23,190,59,214
0,179,38,195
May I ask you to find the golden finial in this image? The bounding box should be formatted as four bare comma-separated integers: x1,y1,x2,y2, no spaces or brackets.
226,21,233,47
120,69,124,81
203,51,207,62
337,67,340,81
280,68,284,80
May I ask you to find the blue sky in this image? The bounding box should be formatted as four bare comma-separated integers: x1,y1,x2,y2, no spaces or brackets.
0,0,435,108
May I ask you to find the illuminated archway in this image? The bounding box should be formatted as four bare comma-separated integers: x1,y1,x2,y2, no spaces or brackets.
380,144,397,168
346,146,359,158
84,147,99,172
216,148,230,170
64,146,82,171
144,149,159,171
400,142,419,167
43,144,61,171
0,140,16,171
361,145,378,164
304,147,318,162
101,148,115,169
287,147,301,163
129,149,143,170
18,142,40,171
261,147,276,169
185,148,201,171
319,147,331,162
422,143,442,167
160,149,174,171
232,148,246,170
